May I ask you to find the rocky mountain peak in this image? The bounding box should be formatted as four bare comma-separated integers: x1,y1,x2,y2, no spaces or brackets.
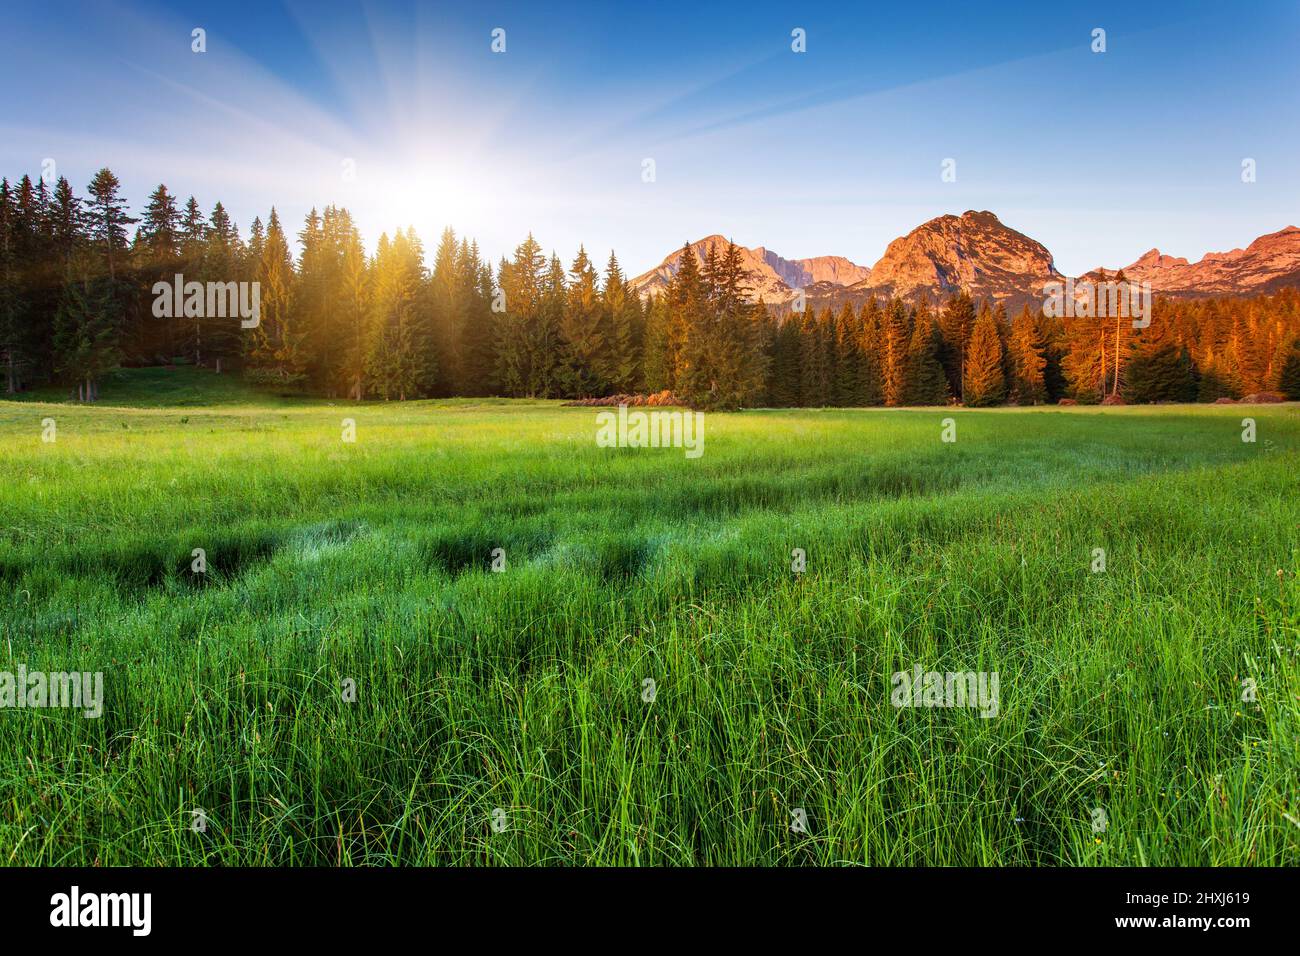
630,215,1300,310
1092,225,1300,297
630,237,870,302
855,209,1061,304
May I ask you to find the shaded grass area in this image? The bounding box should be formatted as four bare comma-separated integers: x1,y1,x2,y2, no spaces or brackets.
0,379,1297,865
1,364,292,408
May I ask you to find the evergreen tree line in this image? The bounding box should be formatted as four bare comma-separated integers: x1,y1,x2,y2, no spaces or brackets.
2,167,1299,407
770,284,1300,407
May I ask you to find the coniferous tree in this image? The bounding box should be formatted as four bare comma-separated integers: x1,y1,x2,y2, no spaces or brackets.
292,208,326,382
204,201,242,372
85,169,136,281
664,243,705,395
82,169,135,380
404,227,437,396
1035,307,1068,402
1266,332,1294,393
1007,303,1047,404
640,292,672,393
364,229,433,400
1106,269,1131,397
964,304,1007,406
902,302,950,405
134,184,183,361
246,208,305,388
695,242,767,409
1278,341,1300,400
601,252,638,393
174,196,209,364
1061,292,1106,402
429,227,462,396
49,178,81,263
1226,306,1267,395
799,306,831,406
831,303,860,405
36,177,83,380
242,216,264,298
140,185,181,258
1125,343,1197,403
456,240,496,395
0,179,29,393
338,219,370,400
556,245,605,397
626,279,647,391
325,207,362,391
1124,302,1196,403
22,178,60,385
939,291,976,400
768,312,803,407
53,249,121,400
495,235,547,397
363,233,398,399
882,297,911,407
993,301,1012,389
857,298,885,406
676,243,720,406
529,253,565,398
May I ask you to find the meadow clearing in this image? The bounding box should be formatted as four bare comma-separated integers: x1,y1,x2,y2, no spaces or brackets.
0,368,1297,865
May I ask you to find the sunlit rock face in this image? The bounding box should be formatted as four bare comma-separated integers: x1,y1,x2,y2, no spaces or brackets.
631,235,870,303
857,210,1061,304
1083,226,1300,298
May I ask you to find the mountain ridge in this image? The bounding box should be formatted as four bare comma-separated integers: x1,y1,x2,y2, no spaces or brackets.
1083,225,1300,297
630,235,871,303
630,214,1300,307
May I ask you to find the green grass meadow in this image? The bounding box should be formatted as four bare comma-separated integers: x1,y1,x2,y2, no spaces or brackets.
1,367,1298,865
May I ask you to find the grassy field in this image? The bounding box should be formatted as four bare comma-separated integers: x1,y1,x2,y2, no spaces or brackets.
1,367,1297,866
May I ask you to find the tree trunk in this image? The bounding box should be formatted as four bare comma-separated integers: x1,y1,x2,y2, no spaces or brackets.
1099,331,1107,401
1113,313,1122,395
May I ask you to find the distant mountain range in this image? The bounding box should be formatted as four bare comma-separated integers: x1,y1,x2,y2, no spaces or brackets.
630,211,1300,310
1081,225,1300,298
630,235,871,302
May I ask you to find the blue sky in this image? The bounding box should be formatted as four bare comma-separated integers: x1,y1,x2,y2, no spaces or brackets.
4,0,1298,277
